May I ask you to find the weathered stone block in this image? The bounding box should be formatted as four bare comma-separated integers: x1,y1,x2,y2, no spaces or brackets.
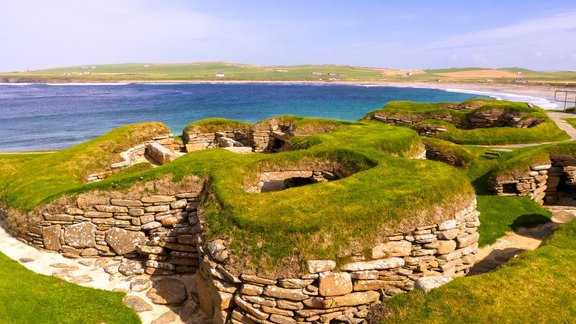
457,232,480,248
264,286,308,301
141,195,176,203
414,276,453,293
84,211,113,218
306,260,336,273
278,279,315,289
340,258,404,271
240,283,264,296
105,227,147,255
436,240,457,254
94,205,128,213
319,272,353,297
111,199,143,207
64,222,96,248
304,291,380,309
41,225,61,251
235,296,269,320
146,278,187,305
145,205,170,213
371,241,411,258
276,299,304,310
43,213,74,222
141,221,162,230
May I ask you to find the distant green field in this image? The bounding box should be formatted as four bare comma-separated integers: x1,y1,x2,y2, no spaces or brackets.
2,62,575,84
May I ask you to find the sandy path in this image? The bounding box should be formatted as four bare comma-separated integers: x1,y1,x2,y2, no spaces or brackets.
468,208,575,275
0,225,208,324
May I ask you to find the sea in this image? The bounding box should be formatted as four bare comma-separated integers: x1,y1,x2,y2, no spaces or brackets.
0,82,553,152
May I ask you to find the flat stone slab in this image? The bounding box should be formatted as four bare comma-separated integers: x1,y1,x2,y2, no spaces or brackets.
124,295,153,313
146,278,188,305
414,276,453,293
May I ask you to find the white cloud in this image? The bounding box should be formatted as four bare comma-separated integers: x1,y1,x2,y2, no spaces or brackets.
422,10,576,69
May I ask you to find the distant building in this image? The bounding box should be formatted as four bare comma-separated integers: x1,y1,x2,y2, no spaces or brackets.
275,69,288,73
215,72,225,78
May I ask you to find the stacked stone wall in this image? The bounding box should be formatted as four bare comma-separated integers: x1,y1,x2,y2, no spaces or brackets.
424,145,462,167
24,189,203,275
86,134,177,183
491,164,550,204
183,130,251,152
196,199,480,323
369,108,542,132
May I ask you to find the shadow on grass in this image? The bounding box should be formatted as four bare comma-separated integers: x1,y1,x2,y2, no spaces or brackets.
468,247,526,276
510,214,551,230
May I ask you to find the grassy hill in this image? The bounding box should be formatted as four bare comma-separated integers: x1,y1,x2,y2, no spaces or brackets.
1,62,576,85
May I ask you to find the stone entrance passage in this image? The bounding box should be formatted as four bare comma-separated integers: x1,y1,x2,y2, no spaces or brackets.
545,161,576,205
258,170,339,192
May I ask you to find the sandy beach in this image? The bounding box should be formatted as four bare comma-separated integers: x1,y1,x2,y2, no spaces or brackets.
111,79,571,109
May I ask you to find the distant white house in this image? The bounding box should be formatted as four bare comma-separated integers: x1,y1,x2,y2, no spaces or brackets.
215,72,225,78
275,69,288,73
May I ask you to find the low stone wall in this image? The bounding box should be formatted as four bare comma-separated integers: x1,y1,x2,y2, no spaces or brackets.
369,108,542,132
86,134,178,183
195,199,480,323
425,145,463,167
23,180,203,275
184,131,252,152
491,164,550,204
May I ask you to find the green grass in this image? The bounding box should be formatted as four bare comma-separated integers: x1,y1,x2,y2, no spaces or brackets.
0,252,139,324
475,196,551,246
433,119,569,145
0,154,48,190
366,99,570,145
183,118,251,134
562,117,576,128
2,62,576,84
1,119,476,275
382,219,576,323
417,140,553,247
2,122,170,211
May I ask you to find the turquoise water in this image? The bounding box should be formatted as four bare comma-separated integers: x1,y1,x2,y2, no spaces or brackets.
0,83,489,151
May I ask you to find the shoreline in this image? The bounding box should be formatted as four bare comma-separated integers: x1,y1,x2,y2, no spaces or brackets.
0,81,571,154
2,79,564,101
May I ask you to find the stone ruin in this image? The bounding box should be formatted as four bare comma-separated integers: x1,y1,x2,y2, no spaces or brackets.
8,177,479,323
182,118,340,155
86,134,182,183
367,103,544,137
490,154,576,205
0,120,485,323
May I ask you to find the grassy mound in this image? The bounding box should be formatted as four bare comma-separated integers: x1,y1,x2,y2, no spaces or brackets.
1,122,170,211
1,118,476,275
365,99,569,144
250,115,354,134
0,252,138,324
381,219,576,323
183,118,251,134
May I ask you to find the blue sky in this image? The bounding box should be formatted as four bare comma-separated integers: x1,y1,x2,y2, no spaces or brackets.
1,0,575,72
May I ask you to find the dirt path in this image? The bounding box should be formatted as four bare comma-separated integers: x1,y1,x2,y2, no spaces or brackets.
468,207,575,275
546,112,576,140
0,225,209,324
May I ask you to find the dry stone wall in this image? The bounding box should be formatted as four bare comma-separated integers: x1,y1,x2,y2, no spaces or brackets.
369,108,542,132
86,134,179,183
490,157,576,205
491,163,550,204
24,188,203,275
183,130,252,152
195,199,480,324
